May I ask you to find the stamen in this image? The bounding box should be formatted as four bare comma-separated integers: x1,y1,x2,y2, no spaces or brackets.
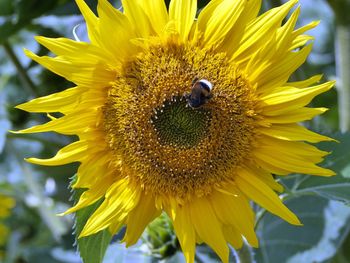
152,97,211,148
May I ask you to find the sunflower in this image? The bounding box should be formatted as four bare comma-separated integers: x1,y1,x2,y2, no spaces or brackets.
0,195,15,252
16,0,335,262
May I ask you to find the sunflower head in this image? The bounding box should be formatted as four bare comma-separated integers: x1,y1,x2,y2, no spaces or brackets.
16,0,335,262
103,40,259,199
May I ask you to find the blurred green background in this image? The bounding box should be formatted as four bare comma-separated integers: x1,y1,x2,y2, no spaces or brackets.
1,0,350,262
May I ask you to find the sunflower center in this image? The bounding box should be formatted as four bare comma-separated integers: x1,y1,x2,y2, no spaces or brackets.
152,97,211,148
103,39,258,199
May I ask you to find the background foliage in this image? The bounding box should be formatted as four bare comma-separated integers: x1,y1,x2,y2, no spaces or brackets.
0,0,349,262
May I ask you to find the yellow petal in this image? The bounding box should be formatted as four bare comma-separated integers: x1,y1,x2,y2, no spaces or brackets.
137,0,168,36
248,166,284,192
26,140,89,166
289,20,320,51
109,220,124,236
260,123,334,143
16,87,83,113
60,185,107,215
259,135,329,163
169,0,196,41
263,147,323,164
196,0,222,36
210,190,258,247
75,0,100,44
80,179,140,237
72,152,112,188
260,81,335,107
198,0,246,46
123,193,161,246
262,138,329,162
24,49,116,87
219,0,262,57
253,150,335,176
169,204,196,263
254,157,290,176
293,20,320,37
290,34,314,50
254,44,313,93
190,197,229,263
236,168,301,225
12,109,97,135
264,107,328,123
122,0,153,37
0,196,15,210
286,74,322,88
35,36,115,70
97,0,135,60
222,225,243,249
232,0,298,62
35,36,108,59
274,6,300,53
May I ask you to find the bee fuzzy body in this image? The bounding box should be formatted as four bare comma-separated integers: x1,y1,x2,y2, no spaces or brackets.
186,79,213,108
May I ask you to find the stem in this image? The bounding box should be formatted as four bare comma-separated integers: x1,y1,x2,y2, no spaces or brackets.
327,0,350,132
254,208,267,231
335,25,350,132
2,41,39,97
291,174,311,191
281,190,317,202
236,240,254,263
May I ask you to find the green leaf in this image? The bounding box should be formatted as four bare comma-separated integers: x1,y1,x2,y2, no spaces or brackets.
293,132,350,204
51,0,98,16
0,20,29,44
197,0,211,10
74,187,112,263
293,175,350,204
331,232,350,263
15,0,59,21
254,196,350,263
0,0,14,15
319,132,350,177
0,0,60,43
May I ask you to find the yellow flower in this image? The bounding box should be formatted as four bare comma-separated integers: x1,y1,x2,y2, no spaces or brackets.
16,0,335,262
0,195,15,246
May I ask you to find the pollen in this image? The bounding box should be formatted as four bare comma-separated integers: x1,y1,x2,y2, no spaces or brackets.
103,40,259,199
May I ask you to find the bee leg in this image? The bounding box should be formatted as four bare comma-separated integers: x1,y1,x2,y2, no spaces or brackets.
192,77,199,84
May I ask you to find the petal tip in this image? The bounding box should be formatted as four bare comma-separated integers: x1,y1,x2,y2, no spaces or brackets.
8,129,20,134
25,157,47,165
24,157,36,164
14,103,32,112
23,48,35,58
34,35,43,42
326,170,336,176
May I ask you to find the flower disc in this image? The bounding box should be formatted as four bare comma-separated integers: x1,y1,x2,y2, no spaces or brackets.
103,42,257,198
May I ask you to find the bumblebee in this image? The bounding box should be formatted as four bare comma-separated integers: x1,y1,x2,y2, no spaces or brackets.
185,78,213,108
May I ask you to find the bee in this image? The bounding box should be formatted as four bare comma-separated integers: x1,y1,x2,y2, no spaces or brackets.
185,78,213,108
